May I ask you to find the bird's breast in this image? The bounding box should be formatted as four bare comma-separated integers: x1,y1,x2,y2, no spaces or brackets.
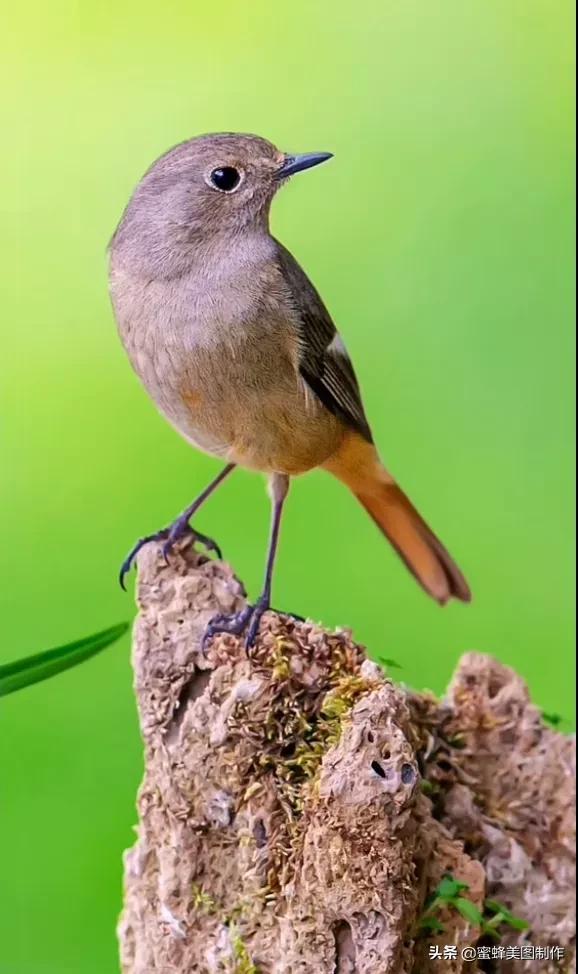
110,262,344,472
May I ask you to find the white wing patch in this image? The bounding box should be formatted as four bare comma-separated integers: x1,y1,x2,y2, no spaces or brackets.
327,333,348,356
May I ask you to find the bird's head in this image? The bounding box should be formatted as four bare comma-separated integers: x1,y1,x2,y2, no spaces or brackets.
110,133,332,278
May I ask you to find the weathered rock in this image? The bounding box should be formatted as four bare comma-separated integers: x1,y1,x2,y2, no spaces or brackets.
119,540,575,974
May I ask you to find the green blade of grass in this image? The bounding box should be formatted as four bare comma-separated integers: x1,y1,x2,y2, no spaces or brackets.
0,622,130,697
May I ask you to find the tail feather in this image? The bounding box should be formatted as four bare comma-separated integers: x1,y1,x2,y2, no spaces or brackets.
324,435,471,605
354,479,471,604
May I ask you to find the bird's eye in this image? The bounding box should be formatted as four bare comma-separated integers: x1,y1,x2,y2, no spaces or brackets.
209,166,242,193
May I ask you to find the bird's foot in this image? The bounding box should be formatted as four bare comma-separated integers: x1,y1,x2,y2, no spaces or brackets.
203,597,271,651
203,600,305,652
160,512,222,565
119,520,222,590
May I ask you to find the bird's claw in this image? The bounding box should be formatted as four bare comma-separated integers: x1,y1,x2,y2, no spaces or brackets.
119,530,169,590
162,525,222,564
202,601,304,652
188,528,222,560
203,598,270,652
119,523,222,590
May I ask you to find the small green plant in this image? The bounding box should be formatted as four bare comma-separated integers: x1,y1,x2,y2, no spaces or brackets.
373,650,402,670
230,923,260,974
0,622,129,697
541,711,564,728
419,875,473,934
419,874,529,940
483,899,531,936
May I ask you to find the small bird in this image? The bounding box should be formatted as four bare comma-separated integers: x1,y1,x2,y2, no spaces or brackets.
109,133,470,645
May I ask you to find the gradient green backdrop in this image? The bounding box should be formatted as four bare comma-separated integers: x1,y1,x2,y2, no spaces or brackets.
1,2,574,971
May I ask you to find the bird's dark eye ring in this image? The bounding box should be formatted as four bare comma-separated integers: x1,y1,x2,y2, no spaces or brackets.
209,166,242,192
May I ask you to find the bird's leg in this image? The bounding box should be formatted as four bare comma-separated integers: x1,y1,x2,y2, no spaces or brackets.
159,463,238,561
204,473,290,649
245,473,290,647
119,463,236,589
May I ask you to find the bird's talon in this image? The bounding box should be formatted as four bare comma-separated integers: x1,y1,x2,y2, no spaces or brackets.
202,537,223,559
202,600,304,651
191,529,223,560
119,523,222,590
202,602,267,652
118,530,169,590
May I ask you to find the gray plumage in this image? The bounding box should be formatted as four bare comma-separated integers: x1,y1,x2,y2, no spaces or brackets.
110,132,471,616
109,133,368,474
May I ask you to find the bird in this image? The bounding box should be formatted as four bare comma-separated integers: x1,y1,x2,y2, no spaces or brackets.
109,132,470,647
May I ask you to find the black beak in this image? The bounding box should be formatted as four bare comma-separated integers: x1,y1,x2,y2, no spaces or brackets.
277,151,333,179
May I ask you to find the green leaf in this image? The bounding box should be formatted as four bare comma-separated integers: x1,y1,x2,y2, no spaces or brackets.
484,899,505,915
484,899,529,931
374,653,402,670
419,915,446,934
0,623,129,697
436,875,470,901
483,910,503,929
454,897,483,927
541,711,564,728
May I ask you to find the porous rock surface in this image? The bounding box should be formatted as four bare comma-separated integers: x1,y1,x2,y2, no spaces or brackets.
119,541,575,974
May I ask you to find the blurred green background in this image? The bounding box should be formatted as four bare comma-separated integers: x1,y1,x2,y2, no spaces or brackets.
0,1,574,971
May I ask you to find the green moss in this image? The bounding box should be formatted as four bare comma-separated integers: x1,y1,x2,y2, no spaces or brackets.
227,636,379,888
191,883,218,915
258,671,376,814
321,674,374,721
269,639,293,682
230,924,260,974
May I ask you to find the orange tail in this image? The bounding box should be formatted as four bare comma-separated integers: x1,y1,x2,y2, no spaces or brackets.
324,434,471,605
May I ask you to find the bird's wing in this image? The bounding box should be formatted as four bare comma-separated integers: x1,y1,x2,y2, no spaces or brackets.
274,241,373,443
